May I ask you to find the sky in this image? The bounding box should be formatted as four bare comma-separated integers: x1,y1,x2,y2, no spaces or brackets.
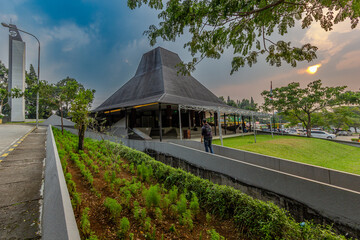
0,0,359,109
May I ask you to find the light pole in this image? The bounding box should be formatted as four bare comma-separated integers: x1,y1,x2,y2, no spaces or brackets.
1,22,40,128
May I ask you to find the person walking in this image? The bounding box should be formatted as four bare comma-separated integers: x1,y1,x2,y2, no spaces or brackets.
201,119,214,153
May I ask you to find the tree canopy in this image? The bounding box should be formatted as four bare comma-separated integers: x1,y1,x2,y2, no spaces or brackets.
261,79,347,136
0,61,23,117
128,0,360,74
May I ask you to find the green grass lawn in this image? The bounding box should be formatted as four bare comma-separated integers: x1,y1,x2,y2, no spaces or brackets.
213,135,360,175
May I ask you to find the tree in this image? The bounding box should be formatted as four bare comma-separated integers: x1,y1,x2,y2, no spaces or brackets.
238,98,258,111
128,0,359,74
55,77,84,118
70,88,95,151
0,61,23,117
25,64,38,119
40,78,84,134
262,80,347,137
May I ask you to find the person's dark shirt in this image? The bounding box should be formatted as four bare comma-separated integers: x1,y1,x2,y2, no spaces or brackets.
202,123,212,140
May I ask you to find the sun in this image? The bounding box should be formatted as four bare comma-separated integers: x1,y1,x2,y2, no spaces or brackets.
306,64,321,74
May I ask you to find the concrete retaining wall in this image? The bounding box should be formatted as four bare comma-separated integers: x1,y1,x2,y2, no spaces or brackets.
169,139,360,193
59,127,360,236
42,125,80,240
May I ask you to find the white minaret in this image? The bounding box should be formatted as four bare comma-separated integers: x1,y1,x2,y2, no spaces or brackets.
8,24,25,122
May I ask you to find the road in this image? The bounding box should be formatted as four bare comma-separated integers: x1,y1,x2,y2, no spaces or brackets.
336,135,359,142
0,124,34,156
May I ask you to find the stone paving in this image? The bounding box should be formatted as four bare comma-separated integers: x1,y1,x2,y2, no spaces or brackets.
0,127,46,239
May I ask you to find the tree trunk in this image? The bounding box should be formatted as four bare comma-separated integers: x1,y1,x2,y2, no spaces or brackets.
61,106,64,134
306,113,311,137
78,124,85,151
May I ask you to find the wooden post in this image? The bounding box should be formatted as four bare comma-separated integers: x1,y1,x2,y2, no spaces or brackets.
217,108,223,146
214,111,217,136
178,105,182,140
224,113,227,135
159,103,162,142
252,113,256,143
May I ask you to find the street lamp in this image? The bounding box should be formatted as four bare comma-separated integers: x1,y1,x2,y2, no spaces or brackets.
1,22,40,128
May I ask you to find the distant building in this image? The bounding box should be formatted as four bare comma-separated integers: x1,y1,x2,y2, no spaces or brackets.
8,24,25,122
94,47,258,140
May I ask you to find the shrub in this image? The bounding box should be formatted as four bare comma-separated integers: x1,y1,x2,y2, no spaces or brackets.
168,185,178,204
169,224,176,233
145,185,161,208
190,192,200,216
155,207,163,221
80,207,91,237
206,213,212,223
117,217,130,238
207,229,225,240
161,195,171,209
104,197,122,221
144,217,151,231
177,193,187,215
137,162,153,182
71,191,81,210
180,210,193,230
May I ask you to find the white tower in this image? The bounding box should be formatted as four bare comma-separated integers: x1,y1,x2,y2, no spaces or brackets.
8,24,25,122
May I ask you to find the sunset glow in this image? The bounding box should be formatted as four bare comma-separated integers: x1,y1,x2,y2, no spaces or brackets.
306,64,321,74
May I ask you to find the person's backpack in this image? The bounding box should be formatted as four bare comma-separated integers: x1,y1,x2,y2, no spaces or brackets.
205,124,212,137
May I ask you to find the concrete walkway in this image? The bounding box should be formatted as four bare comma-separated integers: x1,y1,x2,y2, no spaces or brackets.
0,126,46,239
0,124,34,157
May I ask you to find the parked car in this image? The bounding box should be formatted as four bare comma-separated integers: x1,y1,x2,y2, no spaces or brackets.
336,130,352,136
288,129,301,135
311,130,336,139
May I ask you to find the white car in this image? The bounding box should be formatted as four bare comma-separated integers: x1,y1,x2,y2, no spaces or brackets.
310,130,336,139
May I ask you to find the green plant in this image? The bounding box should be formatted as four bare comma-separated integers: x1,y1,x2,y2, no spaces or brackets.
145,185,161,208
180,210,193,230
207,229,225,240
104,197,122,221
117,217,130,238
161,195,171,209
206,213,212,223
169,224,176,233
155,207,163,221
80,207,91,237
177,193,187,215
168,186,178,204
190,192,200,216
137,162,153,182
129,233,134,240
144,217,151,231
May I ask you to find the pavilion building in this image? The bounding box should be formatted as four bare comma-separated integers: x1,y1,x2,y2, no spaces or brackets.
94,47,265,141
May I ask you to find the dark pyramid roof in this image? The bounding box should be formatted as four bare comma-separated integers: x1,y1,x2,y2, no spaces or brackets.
95,47,227,112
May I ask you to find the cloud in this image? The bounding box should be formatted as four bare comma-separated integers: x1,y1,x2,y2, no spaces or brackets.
42,23,92,52
298,21,360,75
336,50,360,70
0,14,18,24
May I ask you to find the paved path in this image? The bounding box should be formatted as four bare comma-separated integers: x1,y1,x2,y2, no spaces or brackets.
0,124,34,157
0,126,46,239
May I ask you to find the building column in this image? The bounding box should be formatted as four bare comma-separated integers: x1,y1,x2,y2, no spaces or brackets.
130,108,136,128
214,111,217,136
159,103,162,142
178,105,182,140
188,110,191,129
217,108,223,146
233,114,236,134
224,113,227,135
166,105,172,127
